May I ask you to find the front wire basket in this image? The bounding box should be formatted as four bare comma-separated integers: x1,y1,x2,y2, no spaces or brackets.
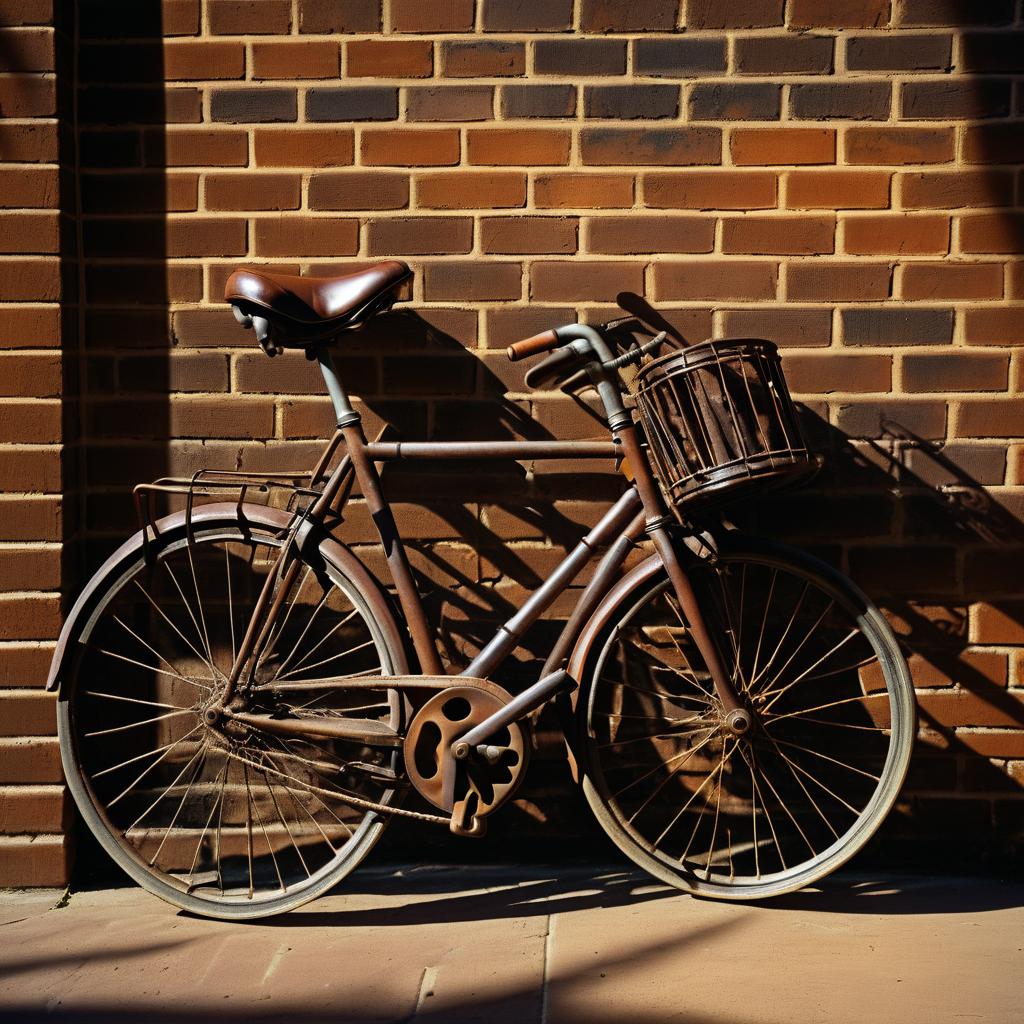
631,337,818,514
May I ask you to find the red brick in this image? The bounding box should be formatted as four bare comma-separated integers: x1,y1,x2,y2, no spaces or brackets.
252,40,339,79
467,129,571,166
956,400,1024,438
0,73,54,116
0,212,58,255
644,171,777,210
731,128,835,166
253,217,359,257
0,260,59,302
843,214,949,255
0,449,60,492
0,786,64,834
0,307,59,349
788,0,889,27
0,27,53,71
0,353,60,398
963,309,1024,346
652,261,779,301
0,737,61,783
163,40,244,80
164,128,248,167
166,217,246,257
0,834,69,886
686,0,781,28
962,125,1024,165
785,170,890,209
919,691,1024,730
582,0,679,30
899,264,1004,301
534,173,634,209
0,165,58,209
786,352,892,394
531,261,645,302
390,0,475,32
722,216,835,256
205,173,300,211
0,402,61,444
416,172,526,210
0,123,57,162
209,0,291,33
960,214,1024,255
361,129,460,167
0,594,60,640
254,128,354,168
347,39,433,77
0,691,56,736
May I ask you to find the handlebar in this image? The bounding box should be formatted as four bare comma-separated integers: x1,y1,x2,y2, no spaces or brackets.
506,329,560,361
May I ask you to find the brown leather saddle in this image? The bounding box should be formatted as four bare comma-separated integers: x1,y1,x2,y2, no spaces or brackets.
224,260,411,350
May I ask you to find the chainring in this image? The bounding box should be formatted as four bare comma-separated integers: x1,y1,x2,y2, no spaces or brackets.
403,680,529,836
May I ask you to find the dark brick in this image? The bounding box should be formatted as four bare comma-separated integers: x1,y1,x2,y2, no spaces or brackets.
721,308,832,347
833,399,947,440
901,81,1011,120
961,32,1024,73
210,88,296,123
482,0,573,30
366,217,473,256
210,0,291,34
846,34,951,71
534,39,626,77
308,171,409,210
584,216,715,254
299,0,380,32
480,216,578,255
902,353,1008,393
735,34,833,74
583,85,679,120
785,261,891,302
898,0,1014,25
423,262,523,301
788,0,889,28
842,308,953,347
686,0,783,28
633,38,727,77
407,86,494,122
500,85,576,119
306,87,397,122
581,127,721,166
790,82,891,120
579,0,679,31
689,83,780,121
442,41,525,77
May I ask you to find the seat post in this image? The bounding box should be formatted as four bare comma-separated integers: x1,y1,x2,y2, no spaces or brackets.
316,348,359,427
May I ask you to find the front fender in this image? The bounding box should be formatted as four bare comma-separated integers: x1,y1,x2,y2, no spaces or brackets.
46,502,408,693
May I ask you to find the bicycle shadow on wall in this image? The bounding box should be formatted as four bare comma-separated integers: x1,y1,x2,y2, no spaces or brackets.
729,408,1024,869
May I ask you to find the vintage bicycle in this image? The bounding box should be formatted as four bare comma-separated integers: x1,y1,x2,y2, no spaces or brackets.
48,260,916,919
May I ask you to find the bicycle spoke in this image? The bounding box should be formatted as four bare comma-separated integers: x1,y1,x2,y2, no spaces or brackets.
185,544,216,673
748,578,809,694
148,744,209,867
277,638,378,680
132,579,216,682
84,690,188,712
162,561,217,676
187,757,230,883
762,689,891,725
768,736,881,782
271,586,334,677
760,627,860,714
618,726,720,809
748,569,778,689
753,599,835,704
124,740,207,834
109,619,212,693
225,543,237,668
760,731,840,840
84,708,194,738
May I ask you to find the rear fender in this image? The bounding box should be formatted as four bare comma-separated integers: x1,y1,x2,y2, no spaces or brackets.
46,502,408,693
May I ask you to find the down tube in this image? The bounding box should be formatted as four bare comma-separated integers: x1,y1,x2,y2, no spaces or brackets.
462,488,643,680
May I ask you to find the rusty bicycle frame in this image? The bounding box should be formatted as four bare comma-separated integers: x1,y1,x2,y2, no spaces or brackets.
185,327,751,775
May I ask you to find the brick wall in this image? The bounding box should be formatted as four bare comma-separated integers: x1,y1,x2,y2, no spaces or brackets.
2,0,1023,884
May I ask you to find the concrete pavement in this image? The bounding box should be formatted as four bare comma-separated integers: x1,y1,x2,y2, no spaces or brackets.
0,866,1021,1023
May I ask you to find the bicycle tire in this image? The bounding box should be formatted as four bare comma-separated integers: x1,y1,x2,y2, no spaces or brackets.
575,536,915,900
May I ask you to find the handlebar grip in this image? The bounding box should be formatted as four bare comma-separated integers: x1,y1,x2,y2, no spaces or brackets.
507,329,560,362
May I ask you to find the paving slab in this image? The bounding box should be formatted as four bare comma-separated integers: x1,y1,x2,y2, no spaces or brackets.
0,868,1021,1023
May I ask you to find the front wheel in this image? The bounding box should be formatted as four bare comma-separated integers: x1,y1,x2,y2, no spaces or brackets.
576,537,915,900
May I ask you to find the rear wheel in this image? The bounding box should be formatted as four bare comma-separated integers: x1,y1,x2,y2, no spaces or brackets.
578,538,915,900
58,511,406,919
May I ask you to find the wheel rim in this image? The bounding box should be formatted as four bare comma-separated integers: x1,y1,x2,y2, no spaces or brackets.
585,551,912,894
61,525,400,912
